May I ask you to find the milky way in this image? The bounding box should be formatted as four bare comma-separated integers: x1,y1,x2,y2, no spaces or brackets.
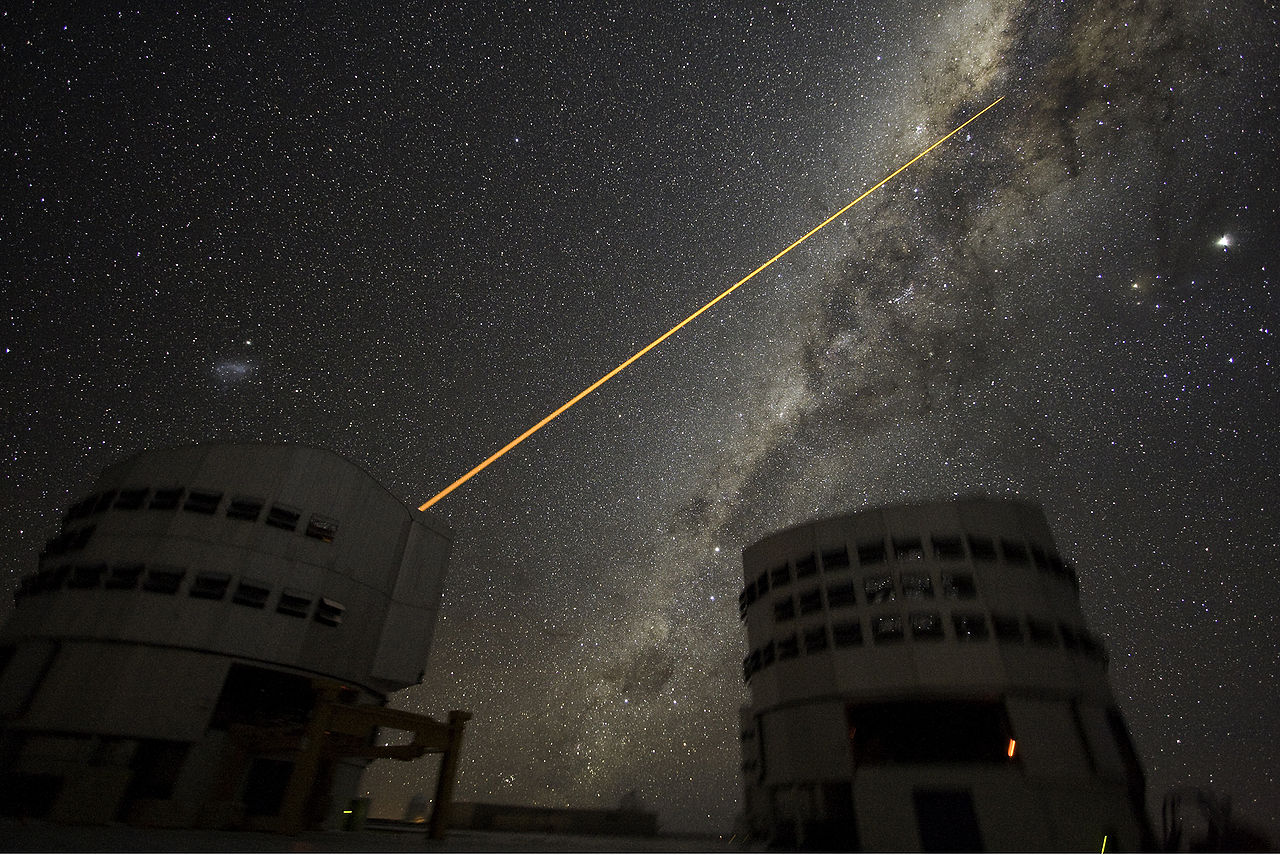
3,0,1276,837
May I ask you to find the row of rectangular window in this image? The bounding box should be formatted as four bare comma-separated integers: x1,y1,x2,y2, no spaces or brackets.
40,524,97,558
15,564,344,626
60,488,339,543
744,570,979,621
741,612,1105,681
742,535,1076,608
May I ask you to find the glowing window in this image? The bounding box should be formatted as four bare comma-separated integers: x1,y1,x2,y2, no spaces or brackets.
909,612,944,640
871,614,904,643
901,573,933,599
864,574,895,604
305,514,339,543
952,612,990,641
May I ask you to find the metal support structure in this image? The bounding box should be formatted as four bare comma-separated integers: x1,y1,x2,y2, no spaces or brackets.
276,684,341,835
219,679,471,837
428,710,471,840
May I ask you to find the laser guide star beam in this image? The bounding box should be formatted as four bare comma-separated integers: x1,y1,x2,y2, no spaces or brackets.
419,96,1005,512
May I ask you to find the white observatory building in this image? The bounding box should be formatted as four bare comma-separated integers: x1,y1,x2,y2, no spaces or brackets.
0,443,457,830
737,497,1152,851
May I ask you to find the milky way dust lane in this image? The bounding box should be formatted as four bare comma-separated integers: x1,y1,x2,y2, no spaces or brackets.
419,96,1005,512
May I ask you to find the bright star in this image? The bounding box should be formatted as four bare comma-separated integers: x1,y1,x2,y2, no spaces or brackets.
1216,234,1231,249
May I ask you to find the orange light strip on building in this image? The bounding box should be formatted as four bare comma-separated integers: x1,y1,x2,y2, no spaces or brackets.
418,96,1006,512
1007,738,1017,757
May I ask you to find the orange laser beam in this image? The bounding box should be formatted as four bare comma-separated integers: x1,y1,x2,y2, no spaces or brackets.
419,95,1004,512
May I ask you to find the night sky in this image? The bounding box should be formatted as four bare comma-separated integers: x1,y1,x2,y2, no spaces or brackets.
3,0,1277,837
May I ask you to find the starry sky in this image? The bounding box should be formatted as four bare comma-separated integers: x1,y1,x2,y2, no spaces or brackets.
3,0,1277,838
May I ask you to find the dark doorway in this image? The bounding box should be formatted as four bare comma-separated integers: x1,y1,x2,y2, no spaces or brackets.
243,758,294,816
846,699,1011,765
210,663,314,730
914,788,984,852
801,781,860,851
0,772,63,818
116,739,191,821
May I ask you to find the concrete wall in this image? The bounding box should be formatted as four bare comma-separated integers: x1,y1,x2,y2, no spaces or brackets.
737,498,1151,850
9,443,451,695
0,443,452,831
